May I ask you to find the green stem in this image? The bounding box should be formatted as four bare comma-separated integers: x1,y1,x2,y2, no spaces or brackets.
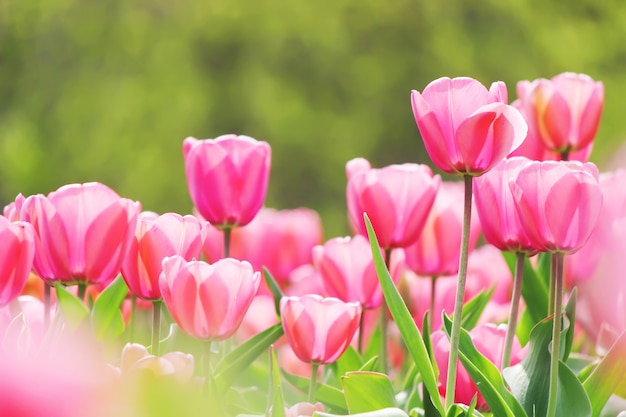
546,252,565,417
560,149,570,161
430,276,438,331
151,300,162,356
308,363,320,403
77,283,87,302
358,308,365,354
379,248,392,374
44,283,51,329
548,254,556,315
445,174,473,410
502,252,525,370
223,227,232,258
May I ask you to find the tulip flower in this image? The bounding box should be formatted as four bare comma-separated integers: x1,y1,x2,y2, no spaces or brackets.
0,216,35,307
346,158,440,249
3,193,25,221
515,72,604,159
159,255,260,341
183,135,271,229
121,212,206,301
20,182,141,286
411,76,527,176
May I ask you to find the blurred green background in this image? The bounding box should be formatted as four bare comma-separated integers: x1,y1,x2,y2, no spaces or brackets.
2,0,626,236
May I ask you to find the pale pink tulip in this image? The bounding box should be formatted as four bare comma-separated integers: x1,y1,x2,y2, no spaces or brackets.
237,295,280,342
508,160,603,254
3,193,25,221
411,77,527,176
280,294,361,364
0,215,35,306
20,182,140,285
122,212,206,300
346,158,440,248
515,72,603,157
404,181,481,277
183,135,271,228
285,402,325,417
116,343,196,383
159,255,260,340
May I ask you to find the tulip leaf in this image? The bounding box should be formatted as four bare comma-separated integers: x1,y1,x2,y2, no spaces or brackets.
91,275,128,339
332,345,363,380
214,323,284,385
268,346,286,417
582,331,626,417
262,267,284,317
313,408,410,417
281,370,348,413
341,371,397,413
503,314,590,417
422,313,441,417
442,315,528,417
445,396,484,417
502,252,549,327
54,283,89,329
364,213,445,417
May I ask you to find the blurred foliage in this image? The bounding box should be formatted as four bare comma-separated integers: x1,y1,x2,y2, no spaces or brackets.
2,0,626,236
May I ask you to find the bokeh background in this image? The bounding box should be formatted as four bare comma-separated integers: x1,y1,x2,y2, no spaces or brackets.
2,0,626,236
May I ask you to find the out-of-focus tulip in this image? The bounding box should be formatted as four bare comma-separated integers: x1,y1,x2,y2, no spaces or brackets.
115,343,196,383
20,182,140,286
121,212,206,301
411,77,527,176
3,193,25,221
284,402,325,417
313,235,381,309
159,255,260,340
515,72,603,158
474,157,536,254
202,207,322,285
236,295,280,343
0,215,35,306
284,264,327,297
432,324,523,410
508,160,603,254
346,158,440,248
280,294,361,364
183,135,271,228
404,181,481,277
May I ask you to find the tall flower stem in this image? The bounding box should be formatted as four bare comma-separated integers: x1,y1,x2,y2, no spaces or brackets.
445,174,473,410
308,363,320,402
430,276,438,331
379,248,392,374
358,309,365,354
77,283,87,302
548,254,557,314
151,300,162,356
502,252,525,370
223,227,232,258
546,252,565,417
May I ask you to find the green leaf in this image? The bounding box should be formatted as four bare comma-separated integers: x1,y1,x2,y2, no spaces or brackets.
268,346,286,417
583,331,626,417
281,370,348,413
502,252,548,325
459,288,494,331
342,371,397,413
422,312,441,417
263,267,284,317
214,323,284,385
442,315,528,417
313,408,410,417
331,345,363,386
54,283,89,329
364,213,445,417
445,397,484,417
503,315,591,417
91,275,128,339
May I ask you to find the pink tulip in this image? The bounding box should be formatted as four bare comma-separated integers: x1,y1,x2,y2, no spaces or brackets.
0,216,35,306
20,182,140,285
237,295,280,342
285,402,325,417
346,158,440,248
508,160,603,254
474,157,536,254
313,235,381,309
202,207,322,285
183,135,271,228
159,255,260,340
116,343,196,383
515,72,604,156
3,193,25,221
411,77,527,176
121,212,206,301
432,324,523,410
404,181,481,277
280,294,361,364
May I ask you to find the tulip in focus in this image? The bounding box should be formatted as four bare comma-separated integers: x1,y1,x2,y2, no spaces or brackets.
121,212,206,301
346,158,440,248
183,135,271,228
20,182,141,285
280,294,361,364
411,77,527,176
0,215,35,306
159,255,260,340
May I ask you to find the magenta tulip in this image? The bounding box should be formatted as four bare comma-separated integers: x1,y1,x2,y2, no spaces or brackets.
0,216,35,306
508,160,603,254
515,72,604,157
183,135,271,228
411,77,527,176
346,158,440,248
159,255,260,340
121,212,206,301
280,294,361,364
20,182,140,285
404,181,481,277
